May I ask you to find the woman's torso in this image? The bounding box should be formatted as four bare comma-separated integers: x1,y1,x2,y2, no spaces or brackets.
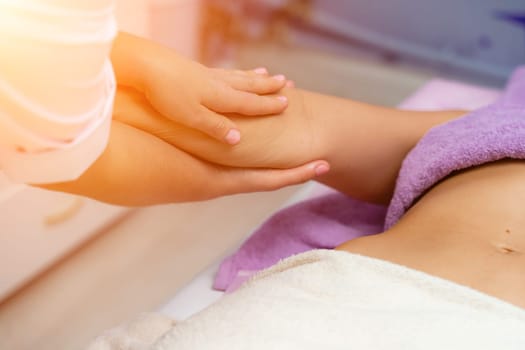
338,159,525,308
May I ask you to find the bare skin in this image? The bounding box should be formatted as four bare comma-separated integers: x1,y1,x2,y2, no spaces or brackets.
41,121,329,206
112,32,289,144
37,34,331,205
338,160,525,309
115,85,525,308
113,87,464,204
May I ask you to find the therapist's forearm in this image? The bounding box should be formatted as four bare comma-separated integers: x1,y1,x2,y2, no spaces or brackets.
40,121,328,206
111,32,149,89
39,121,197,205
111,31,183,91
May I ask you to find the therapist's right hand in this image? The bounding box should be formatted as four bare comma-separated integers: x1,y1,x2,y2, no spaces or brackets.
111,32,289,146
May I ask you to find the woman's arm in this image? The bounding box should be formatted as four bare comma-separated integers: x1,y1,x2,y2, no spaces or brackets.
306,91,465,203
113,87,465,204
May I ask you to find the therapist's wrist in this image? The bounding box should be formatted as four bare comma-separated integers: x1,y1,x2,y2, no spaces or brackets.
113,31,189,97
112,31,155,91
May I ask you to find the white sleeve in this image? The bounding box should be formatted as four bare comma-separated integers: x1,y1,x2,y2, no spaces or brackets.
0,0,117,185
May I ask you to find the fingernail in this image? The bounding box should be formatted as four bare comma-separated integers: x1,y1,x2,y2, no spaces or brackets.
314,163,330,176
277,95,288,103
272,74,286,81
225,129,241,145
286,80,295,88
254,67,268,75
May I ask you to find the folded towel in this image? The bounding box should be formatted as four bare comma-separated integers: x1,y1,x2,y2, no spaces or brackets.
501,66,525,107
155,250,525,349
386,67,525,227
214,69,518,291
214,193,386,290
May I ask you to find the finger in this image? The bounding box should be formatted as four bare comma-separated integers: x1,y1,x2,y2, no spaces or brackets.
114,88,241,145
253,67,269,75
234,74,287,94
224,160,331,194
205,85,288,116
213,67,269,77
160,104,241,145
214,69,287,94
286,80,296,88
187,106,241,144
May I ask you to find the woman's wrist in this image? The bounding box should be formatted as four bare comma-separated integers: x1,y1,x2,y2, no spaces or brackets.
310,94,466,203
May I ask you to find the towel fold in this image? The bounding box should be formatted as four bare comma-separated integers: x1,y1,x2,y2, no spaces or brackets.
215,67,524,291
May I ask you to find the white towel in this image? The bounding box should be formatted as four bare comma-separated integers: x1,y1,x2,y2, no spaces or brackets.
89,250,525,349
87,313,176,350
153,250,525,349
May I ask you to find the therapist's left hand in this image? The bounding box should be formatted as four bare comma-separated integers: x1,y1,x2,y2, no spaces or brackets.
41,121,328,206
112,32,289,145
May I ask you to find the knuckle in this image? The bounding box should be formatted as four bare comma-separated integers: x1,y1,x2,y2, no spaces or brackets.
259,79,278,94
186,110,204,129
225,94,242,111
210,116,230,138
254,98,276,114
246,77,258,90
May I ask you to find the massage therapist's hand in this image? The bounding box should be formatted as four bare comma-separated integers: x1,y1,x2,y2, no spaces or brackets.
113,87,321,170
41,121,329,206
111,32,289,145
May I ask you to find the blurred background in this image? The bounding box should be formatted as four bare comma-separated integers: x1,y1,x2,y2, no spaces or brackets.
198,0,524,92
122,0,525,102
0,1,523,349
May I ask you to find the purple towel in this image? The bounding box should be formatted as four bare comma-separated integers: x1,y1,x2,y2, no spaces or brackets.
386,67,525,228
213,193,386,290
214,67,525,291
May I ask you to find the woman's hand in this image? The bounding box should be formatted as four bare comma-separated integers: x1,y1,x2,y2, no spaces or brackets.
41,121,329,206
111,32,289,145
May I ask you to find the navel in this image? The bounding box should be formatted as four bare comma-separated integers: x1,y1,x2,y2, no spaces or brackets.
497,245,516,254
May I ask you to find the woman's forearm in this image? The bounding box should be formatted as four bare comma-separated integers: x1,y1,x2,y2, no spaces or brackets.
309,91,466,203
